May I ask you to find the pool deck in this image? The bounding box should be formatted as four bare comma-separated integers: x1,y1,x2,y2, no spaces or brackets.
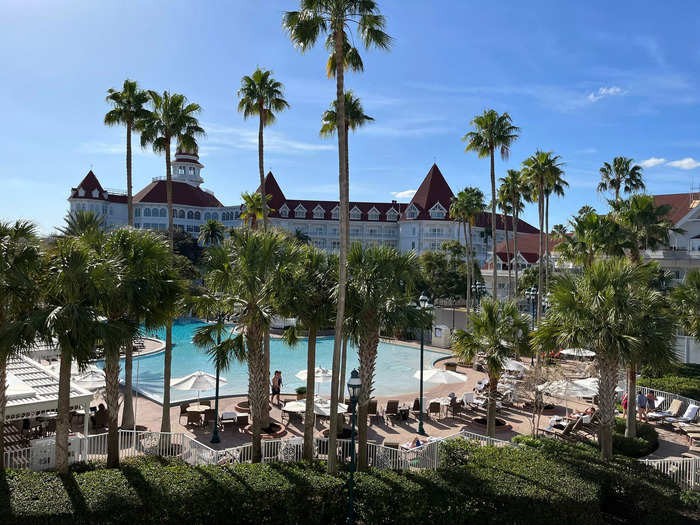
100,356,691,460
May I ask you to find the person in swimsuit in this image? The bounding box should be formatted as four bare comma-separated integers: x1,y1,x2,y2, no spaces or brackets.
270,370,282,405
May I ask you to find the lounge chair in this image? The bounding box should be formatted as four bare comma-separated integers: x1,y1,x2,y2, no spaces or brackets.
367,399,380,426
384,400,399,423
462,392,475,408
428,401,442,421
648,399,683,421
179,403,190,424
542,417,582,441
665,404,700,424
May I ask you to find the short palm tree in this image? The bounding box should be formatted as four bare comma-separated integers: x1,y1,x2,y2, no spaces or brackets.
498,170,528,297
104,79,150,226
237,69,289,230
198,219,225,246
284,1,391,473
672,269,700,338
240,191,272,230
598,157,645,201
58,210,105,242
345,244,424,469
535,259,677,460
0,221,42,468
521,150,564,323
139,90,204,433
449,187,485,317
292,228,311,245
555,210,625,268
279,245,336,460
43,237,104,472
463,110,520,297
551,223,567,240
453,299,528,437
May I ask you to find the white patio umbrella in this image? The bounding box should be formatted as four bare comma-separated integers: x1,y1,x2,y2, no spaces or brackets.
171,371,227,405
503,359,529,372
575,377,623,394
296,367,332,394
74,367,106,391
282,397,347,417
538,379,596,398
560,348,596,358
413,369,467,385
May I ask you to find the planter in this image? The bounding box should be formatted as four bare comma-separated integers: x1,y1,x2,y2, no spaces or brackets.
445,362,458,372
234,400,272,414
471,416,512,432
243,421,287,439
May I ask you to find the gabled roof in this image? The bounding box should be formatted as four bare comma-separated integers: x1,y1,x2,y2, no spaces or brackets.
260,172,287,211
493,233,563,264
70,171,107,201
134,180,223,207
404,164,454,220
653,192,700,225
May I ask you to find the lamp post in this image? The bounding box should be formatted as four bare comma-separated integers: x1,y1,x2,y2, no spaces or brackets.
525,286,538,365
347,369,361,525
471,281,486,310
417,293,429,436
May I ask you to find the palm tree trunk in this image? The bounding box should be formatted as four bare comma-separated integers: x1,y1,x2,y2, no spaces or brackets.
465,221,471,318
513,202,520,297
161,320,172,433
357,327,379,471
104,342,120,468
126,120,133,227
625,363,637,438
121,340,135,429
487,372,498,438
165,138,173,250
327,28,348,475
503,211,511,298
598,353,618,461
537,181,544,323
55,350,73,473
338,336,348,402
545,194,550,291
258,107,268,231
247,327,265,462
303,326,317,461
0,355,7,469
261,332,271,430
490,148,498,299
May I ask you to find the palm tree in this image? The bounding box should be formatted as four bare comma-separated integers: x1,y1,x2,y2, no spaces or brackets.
453,299,528,437
0,221,41,468
462,110,520,298
237,69,289,231
284,0,391,473
555,210,625,268
222,229,300,461
496,190,514,297
104,79,150,226
198,219,225,246
672,269,700,338
521,151,564,324
597,157,645,201
543,168,568,289
498,170,528,298
292,228,311,245
58,210,105,241
551,223,567,240
43,237,103,472
139,90,204,433
240,191,272,230
279,245,336,460
344,243,424,469
534,259,677,460
449,187,485,317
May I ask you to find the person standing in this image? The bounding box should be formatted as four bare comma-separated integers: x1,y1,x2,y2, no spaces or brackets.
270,370,282,405
636,390,648,421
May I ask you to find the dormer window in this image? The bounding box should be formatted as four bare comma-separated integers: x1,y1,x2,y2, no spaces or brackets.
102,192,109,199
406,205,419,219
78,188,85,197
313,205,325,219
331,206,340,220
429,203,446,219
294,204,307,218
279,204,289,218
386,208,399,222
350,207,362,221
91,189,99,198
368,207,380,221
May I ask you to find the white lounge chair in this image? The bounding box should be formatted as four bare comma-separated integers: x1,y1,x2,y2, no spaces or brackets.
665,404,700,424
648,399,683,421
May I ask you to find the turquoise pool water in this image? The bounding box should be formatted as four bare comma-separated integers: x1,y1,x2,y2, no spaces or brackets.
108,321,447,404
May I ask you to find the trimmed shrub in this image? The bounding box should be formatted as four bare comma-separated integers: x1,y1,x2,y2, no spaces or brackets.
639,363,700,400
612,418,659,458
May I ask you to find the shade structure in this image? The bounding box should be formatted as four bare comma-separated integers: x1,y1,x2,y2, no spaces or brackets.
295,367,332,382
576,377,623,394
503,359,529,372
538,379,596,398
414,369,467,385
171,370,226,391
560,348,596,358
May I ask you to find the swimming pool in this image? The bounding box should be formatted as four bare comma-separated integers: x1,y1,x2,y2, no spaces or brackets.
110,321,448,404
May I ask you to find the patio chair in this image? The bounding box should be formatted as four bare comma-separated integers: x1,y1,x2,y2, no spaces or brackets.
93,407,109,429
428,401,442,421
203,408,218,428
234,414,249,431
384,400,399,423
179,403,190,424
648,399,683,421
186,412,202,428
367,399,381,426
665,404,700,425
410,397,427,418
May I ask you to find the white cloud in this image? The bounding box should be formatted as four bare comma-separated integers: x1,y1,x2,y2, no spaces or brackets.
587,86,626,102
667,157,700,170
640,157,667,168
391,189,417,200
204,123,333,154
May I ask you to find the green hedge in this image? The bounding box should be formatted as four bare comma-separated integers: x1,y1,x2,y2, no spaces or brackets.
639,363,700,400
0,440,697,525
612,418,659,458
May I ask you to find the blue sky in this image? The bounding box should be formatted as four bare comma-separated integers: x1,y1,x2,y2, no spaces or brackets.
3,1,700,233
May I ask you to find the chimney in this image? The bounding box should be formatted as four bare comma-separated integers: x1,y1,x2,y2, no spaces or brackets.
392,199,397,204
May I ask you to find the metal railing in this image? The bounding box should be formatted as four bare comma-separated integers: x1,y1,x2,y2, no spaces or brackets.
637,385,698,414
640,457,700,490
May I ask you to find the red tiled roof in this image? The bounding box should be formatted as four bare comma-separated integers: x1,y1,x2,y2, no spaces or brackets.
70,171,108,201
493,233,562,264
404,164,454,220
108,194,127,204
134,180,223,207
653,192,699,225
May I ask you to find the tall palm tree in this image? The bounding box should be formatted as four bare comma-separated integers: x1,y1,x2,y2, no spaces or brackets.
198,219,225,246
521,151,564,324
449,187,485,317
551,223,567,240
0,221,42,468
139,90,204,434
220,229,300,461
534,259,677,460
453,299,528,437
543,168,568,289
43,237,103,472
279,245,336,460
284,0,391,474
237,69,289,231
240,191,272,230
104,79,150,226
496,192,513,297
462,110,520,298
597,157,645,201
498,170,528,298
672,269,700,338
345,243,423,469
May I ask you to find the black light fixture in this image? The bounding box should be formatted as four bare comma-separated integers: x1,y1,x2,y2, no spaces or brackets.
347,369,361,402
346,369,362,525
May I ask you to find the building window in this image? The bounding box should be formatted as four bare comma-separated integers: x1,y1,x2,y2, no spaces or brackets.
160,209,166,217
135,208,141,217
313,206,325,219
294,205,306,218
150,208,158,217
406,206,418,219
194,211,201,220
411,241,416,250
368,228,378,237
279,205,289,218
212,212,218,220
350,227,361,237
178,166,185,175
350,208,361,221
187,211,194,219
331,240,340,250
144,208,151,217
188,167,195,175
368,208,380,221
429,204,446,219
204,212,211,220
387,209,398,222
331,207,339,220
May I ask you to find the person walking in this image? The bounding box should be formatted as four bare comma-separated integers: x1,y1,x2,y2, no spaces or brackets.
270,370,283,405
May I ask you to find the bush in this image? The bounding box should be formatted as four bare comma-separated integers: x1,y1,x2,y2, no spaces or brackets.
639,363,700,400
295,386,306,395
612,418,659,458
1,442,698,525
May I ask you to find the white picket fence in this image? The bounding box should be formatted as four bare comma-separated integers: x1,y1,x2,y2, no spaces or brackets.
640,457,700,490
